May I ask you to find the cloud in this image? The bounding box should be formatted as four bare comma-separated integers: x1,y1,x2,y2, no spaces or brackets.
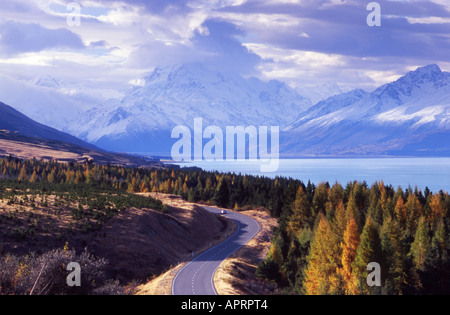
0,20,85,56
0,0,449,93
192,19,262,75
210,0,450,89
126,19,262,76
218,0,450,60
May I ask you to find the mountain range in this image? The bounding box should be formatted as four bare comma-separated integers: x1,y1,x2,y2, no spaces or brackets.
1,63,449,158
282,64,450,156
64,63,312,155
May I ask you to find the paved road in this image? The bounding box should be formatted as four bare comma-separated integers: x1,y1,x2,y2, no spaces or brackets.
172,206,260,295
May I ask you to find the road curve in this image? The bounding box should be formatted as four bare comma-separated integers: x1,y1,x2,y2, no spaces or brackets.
172,206,260,295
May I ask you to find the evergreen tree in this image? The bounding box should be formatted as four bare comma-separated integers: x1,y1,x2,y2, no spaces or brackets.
405,193,422,235
290,186,312,232
418,236,450,295
410,216,431,271
394,197,407,230
352,218,383,294
214,176,230,208
380,217,408,294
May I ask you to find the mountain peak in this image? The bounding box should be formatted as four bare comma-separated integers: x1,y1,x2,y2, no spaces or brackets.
403,64,443,82
143,63,225,87
415,64,441,73
375,64,447,99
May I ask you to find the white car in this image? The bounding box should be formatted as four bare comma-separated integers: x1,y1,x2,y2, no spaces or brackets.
221,210,227,214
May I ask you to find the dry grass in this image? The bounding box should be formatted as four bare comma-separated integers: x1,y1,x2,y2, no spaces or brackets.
0,193,97,255
0,139,82,161
0,131,162,167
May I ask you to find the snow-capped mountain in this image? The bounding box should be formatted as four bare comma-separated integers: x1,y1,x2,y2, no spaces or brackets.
282,64,450,156
66,63,312,154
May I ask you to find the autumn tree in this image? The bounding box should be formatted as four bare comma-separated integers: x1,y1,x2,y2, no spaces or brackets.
339,216,360,294
18,164,28,182
394,197,407,229
29,169,39,183
405,193,422,234
303,215,341,295
429,194,445,224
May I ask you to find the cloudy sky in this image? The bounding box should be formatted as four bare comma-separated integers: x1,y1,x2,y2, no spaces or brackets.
0,0,449,93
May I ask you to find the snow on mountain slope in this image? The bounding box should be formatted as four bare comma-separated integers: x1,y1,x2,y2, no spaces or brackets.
282,64,450,156
66,63,312,154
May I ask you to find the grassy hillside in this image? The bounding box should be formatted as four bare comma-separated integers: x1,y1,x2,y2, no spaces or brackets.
0,130,162,167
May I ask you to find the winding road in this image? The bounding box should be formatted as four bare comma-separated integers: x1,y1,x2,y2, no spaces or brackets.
172,206,260,295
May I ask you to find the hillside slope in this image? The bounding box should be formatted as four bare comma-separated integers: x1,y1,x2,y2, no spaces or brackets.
0,186,231,284
0,130,160,167
0,101,161,166
0,101,98,150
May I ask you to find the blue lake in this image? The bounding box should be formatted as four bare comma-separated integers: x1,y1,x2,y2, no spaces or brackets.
174,158,450,193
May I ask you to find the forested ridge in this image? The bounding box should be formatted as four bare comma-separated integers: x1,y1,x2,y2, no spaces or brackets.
1,156,449,295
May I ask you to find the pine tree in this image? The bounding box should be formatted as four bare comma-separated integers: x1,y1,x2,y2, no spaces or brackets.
214,177,230,208
429,194,444,223
418,226,450,295
346,193,361,232
48,169,57,184
394,197,407,229
380,217,407,294
18,165,28,182
405,193,422,234
303,215,341,295
410,216,431,271
333,201,347,240
352,217,382,294
29,169,39,183
340,216,360,294
290,186,312,232
312,183,329,218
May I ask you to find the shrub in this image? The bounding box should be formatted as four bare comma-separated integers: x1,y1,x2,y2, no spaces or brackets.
0,246,124,295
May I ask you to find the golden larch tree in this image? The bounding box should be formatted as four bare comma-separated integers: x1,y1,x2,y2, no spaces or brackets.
339,216,360,294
